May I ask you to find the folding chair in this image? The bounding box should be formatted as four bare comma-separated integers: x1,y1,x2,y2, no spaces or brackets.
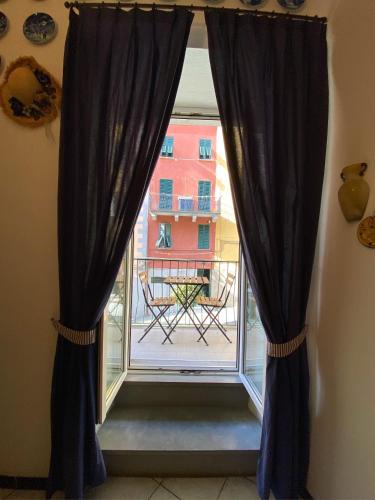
195,273,235,345
138,271,176,344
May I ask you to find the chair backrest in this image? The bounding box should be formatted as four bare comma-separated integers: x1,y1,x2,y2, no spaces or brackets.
219,272,235,305
139,271,154,302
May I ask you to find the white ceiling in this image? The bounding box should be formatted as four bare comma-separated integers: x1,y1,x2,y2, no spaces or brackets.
173,47,219,115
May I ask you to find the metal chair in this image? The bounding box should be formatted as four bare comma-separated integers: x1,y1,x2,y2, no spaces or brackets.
138,271,176,344
195,273,235,345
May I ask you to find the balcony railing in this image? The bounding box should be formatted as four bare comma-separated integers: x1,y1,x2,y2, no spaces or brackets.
149,193,221,218
131,257,239,327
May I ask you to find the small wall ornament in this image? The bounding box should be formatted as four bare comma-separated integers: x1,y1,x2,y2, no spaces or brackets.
338,162,369,222
357,214,375,248
0,56,61,127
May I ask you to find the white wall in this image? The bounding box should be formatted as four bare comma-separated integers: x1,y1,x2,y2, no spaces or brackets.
1,1,374,495
308,1,375,498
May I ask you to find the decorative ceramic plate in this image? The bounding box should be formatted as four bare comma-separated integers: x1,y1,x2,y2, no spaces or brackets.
0,11,8,38
357,216,375,248
23,12,57,45
240,0,269,7
277,0,306,10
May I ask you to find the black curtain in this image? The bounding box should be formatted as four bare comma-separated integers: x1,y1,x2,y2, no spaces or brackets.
205,11,328,499
47,6,193,499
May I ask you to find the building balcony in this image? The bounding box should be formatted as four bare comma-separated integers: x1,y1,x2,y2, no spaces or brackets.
149,193,221,222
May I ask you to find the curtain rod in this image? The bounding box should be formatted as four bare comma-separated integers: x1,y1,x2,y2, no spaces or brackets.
64,2,327,23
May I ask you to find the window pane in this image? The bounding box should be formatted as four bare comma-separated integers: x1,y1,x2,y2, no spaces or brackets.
156,223,172,248
103,261,125,392
244,278,267,400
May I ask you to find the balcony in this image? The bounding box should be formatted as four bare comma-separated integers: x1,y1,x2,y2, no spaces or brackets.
105,258,264,372
149,193,221,222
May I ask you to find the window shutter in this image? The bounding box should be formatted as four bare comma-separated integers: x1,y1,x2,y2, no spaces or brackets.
159,179,173,209
161,136,174,157
199,139,212,160
198,224,210,249
198,181,211,211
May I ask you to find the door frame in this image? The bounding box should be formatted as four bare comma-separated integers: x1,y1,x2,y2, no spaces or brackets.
98,240,134,424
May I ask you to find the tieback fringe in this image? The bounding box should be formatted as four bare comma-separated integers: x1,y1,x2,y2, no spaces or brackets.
51,318,96,345
267,326,308,358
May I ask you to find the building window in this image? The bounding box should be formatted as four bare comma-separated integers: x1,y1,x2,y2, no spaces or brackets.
178,196,193,211
161,136,174,157
159,179,173,210
156,223,172,248
198,224,210,250
199,139,212,160
198,180,211,211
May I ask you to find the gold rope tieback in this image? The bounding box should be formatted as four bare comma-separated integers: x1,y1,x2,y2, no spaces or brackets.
51,318,96,345
267,326,308,358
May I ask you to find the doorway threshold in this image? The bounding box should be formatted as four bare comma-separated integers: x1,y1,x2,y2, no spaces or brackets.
125,371,242,385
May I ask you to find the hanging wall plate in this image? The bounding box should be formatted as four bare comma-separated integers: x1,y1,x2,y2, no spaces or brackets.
23,12,57,45
357,215,375,248
240,0,269,7
277,0,306,10
0,11,9,38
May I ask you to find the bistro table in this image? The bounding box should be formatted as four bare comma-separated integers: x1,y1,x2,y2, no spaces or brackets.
163,276,210,345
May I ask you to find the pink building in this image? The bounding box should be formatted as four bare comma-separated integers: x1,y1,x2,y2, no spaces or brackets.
147,124,221,268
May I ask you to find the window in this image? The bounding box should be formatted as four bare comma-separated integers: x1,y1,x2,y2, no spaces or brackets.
159,179,173,210
198,224,210,249
199,139,212,160
198,180,211,211
156,223,172,248
178,196,193,211
160,136,174,157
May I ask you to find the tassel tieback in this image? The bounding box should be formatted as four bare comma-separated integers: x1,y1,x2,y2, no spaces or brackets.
267,325,308,358
51,318,96,345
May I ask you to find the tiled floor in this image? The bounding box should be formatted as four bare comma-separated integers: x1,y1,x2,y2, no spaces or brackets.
1,476,259,500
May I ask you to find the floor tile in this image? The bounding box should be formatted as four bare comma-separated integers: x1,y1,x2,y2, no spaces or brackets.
85,477,159,499
162,477,225,500
218,477,259,500
0,490,14,499
7,492,45,499
150,485,180,500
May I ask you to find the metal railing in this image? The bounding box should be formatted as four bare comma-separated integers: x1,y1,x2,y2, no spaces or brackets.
149,193,221,216
131,257,239,327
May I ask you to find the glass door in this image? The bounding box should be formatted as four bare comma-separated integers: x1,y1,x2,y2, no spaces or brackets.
98,243,133,423
239,260,267,414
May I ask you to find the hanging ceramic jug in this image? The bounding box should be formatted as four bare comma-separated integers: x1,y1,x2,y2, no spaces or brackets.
338,163,369,222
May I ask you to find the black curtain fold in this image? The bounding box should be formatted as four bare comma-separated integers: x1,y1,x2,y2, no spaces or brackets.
47,7,193,499
205,11,328,499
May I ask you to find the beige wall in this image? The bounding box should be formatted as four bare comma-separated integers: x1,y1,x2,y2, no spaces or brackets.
1,1,374,495
308,1,375,498
0,1,68,477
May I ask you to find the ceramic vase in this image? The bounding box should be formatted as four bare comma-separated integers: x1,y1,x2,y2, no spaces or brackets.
338,163,369,222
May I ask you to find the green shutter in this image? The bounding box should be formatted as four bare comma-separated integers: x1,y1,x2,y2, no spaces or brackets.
198,224,210,249
161,136,174,157
198,180,211,211
159,179,173,209
199,139,212,159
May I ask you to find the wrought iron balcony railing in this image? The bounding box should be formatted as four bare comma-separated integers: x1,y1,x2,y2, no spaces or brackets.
149,193,221,219
131,258,239,328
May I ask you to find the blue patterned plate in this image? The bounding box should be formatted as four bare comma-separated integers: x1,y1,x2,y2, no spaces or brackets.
23,12,57,45
240,0,269,7
277,0,306,10
0,11,8,38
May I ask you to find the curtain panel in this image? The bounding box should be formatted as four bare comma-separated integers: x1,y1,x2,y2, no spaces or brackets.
205,11,328,499
47,6,193,499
